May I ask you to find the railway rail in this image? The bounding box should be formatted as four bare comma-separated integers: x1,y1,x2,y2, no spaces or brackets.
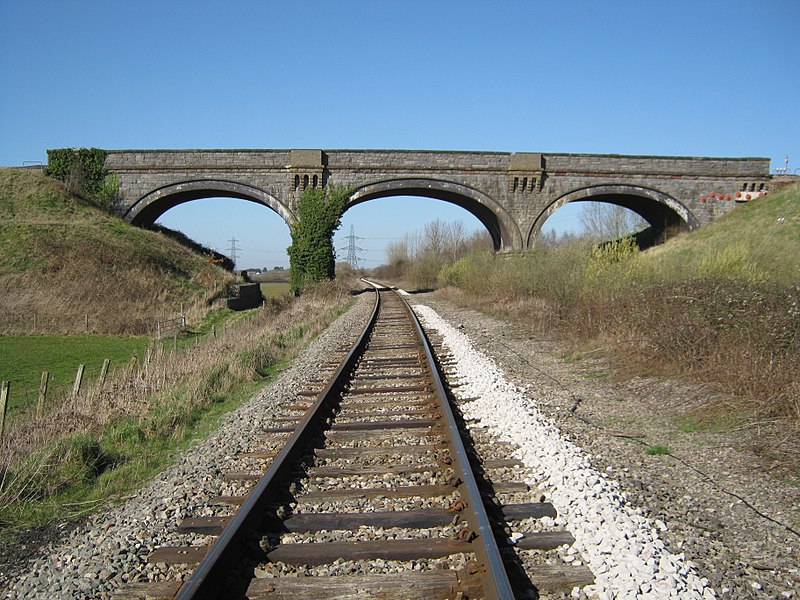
116,283,592,599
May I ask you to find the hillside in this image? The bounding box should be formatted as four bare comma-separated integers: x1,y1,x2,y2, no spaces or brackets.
0,168,235,334
638,181,800,285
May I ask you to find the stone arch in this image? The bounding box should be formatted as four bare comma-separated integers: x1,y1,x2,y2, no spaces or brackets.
527,184,700,247
348,178,522,251
124,180,296,228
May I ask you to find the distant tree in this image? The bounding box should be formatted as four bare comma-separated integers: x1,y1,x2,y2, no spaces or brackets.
421,220,447,257
580,202,648,240
386,236,411,270
382,220,492,287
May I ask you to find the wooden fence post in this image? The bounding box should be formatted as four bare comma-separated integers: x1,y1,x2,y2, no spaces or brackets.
72,364,86,398
38,371,49,417
127,355,138,378
99,359,111,386
0,381,9,437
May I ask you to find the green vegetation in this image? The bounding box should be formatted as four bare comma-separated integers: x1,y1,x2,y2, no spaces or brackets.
0,284,351,534
387,184,800,471
260,282,292,298
646,444,671,456
44,147,118,208
287,186,350,294
0,168,235,335
0,335,149,416
676,418,701,433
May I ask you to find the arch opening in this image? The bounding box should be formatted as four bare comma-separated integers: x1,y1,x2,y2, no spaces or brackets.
124,180,295,229
530,185,698,248
348,178,522,252
154,197,293,271
125,181,295,271
334,196,493,270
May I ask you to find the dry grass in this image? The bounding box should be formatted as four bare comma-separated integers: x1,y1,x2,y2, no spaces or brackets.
0,169,235,335
0,283,351,525
439,278,800,471
429,185,800,472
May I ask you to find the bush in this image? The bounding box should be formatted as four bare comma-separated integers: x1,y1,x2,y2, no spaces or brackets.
583,236,640,300
287,186,350,294
44,148,118,209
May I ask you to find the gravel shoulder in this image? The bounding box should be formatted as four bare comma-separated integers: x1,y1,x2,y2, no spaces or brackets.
412,295,800,599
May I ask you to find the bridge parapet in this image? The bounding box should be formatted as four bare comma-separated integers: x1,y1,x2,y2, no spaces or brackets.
106,149,292,170
545,154,768,177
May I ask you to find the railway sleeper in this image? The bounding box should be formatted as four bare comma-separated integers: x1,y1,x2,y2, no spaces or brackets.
114,565,592,599
245,565,594,599
149,530,575,567
246,569,482,600
178,502,559,535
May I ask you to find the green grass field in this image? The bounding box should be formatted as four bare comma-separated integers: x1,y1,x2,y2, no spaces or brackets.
260,282,292,298
0,335,149,416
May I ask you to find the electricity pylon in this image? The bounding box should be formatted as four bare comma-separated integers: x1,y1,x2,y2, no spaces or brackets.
227,236,240,269
341,225,366,269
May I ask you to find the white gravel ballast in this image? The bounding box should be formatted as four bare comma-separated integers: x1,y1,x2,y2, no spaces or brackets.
414,304,716,600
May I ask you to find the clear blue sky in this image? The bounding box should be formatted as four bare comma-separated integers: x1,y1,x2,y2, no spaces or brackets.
1,1,797,268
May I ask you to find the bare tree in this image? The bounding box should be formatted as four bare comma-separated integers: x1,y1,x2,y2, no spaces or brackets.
421,220,447,257
386,239,406,264
579,202,648,240
444,221,463,261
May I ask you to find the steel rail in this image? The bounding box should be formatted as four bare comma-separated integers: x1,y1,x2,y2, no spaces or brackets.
398,291,516,600
175,287,381,600
176,281,514,598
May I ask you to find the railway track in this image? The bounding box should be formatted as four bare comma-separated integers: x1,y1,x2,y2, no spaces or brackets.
116,284,592,599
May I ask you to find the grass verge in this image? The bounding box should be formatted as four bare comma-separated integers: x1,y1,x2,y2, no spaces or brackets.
0,282,352,537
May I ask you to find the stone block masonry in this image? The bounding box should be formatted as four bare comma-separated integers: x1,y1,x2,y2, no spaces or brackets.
103,149,772,251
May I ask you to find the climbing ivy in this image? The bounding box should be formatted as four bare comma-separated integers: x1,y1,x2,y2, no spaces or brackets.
44,147,118,208
287,186,350,294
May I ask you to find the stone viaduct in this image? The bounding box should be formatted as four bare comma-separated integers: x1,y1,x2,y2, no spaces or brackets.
104,149,771,251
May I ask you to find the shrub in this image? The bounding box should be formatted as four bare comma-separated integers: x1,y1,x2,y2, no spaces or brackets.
697,244,763,283
45,148,116,206
583,236,640,300
287,186,350,294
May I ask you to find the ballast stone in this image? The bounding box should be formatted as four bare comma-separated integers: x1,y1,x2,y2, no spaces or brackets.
414,304,717,600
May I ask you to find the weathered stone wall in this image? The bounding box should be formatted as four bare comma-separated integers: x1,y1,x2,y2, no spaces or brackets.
103,149,771,251
545,154,767,176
